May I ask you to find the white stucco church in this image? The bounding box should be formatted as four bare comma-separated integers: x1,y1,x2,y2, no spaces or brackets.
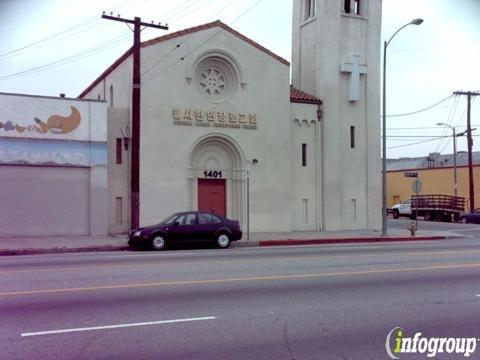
79,0,382,234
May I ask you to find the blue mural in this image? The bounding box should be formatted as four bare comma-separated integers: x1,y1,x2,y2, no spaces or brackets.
0,138,107,167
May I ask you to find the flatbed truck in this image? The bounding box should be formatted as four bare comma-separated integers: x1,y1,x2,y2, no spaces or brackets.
391,194,465,222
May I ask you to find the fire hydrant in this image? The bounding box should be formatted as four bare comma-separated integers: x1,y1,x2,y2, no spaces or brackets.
407,222,417,237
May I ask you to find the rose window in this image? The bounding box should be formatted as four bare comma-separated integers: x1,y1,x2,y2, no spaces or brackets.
194,56,237,103
199,68,226,96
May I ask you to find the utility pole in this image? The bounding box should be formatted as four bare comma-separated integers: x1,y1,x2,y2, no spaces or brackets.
102,14,168,230
453,90,480,212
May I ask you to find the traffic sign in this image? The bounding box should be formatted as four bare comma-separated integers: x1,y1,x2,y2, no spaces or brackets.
412,179,423,193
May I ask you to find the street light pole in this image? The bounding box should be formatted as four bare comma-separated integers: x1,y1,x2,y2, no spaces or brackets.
437,123,457,198
382,18,423,236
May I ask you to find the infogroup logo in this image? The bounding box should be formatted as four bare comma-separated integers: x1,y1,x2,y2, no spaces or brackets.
385,327,478,359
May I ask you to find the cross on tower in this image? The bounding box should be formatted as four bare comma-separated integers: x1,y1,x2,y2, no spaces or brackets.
340,55,367,102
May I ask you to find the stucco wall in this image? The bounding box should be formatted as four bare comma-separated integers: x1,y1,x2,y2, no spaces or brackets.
107,108,130,234
291,101,321,230
0,166,90,236
292,0,382,230
138,28,292,231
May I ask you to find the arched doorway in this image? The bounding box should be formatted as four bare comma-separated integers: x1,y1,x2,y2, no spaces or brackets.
187,134,245,223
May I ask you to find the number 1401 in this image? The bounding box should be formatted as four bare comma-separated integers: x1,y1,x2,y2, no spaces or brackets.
203,170,223,178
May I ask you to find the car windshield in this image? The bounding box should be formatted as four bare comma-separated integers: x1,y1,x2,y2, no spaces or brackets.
160,214,180,225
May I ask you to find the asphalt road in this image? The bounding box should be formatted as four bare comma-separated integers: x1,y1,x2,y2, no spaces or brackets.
2,235,480,359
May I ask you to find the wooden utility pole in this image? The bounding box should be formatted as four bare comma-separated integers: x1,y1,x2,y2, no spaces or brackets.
102,14,168,230
454,90,480,212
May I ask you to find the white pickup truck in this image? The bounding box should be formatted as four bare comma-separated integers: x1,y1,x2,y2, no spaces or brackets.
391,199,412,219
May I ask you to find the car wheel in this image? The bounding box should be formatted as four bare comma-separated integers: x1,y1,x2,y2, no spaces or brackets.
151,234,166,251
392,209,399,219
461,217,468,224
216,233,231,249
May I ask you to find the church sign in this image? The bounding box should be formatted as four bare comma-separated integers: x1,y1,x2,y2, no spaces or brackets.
172,108,257,130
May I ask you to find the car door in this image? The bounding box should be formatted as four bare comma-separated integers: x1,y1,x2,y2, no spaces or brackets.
196,213,222,241
399,200,411,215
168,213,198,242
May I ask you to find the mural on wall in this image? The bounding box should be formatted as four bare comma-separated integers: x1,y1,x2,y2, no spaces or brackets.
0,106,81,135
0,138,107,167
0,96,107,167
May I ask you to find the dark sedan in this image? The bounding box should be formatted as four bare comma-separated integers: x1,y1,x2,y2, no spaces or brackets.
128,211,242,250
459,209,480,224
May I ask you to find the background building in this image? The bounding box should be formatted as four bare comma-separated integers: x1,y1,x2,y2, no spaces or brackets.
387,151,480,211
0,92,108,236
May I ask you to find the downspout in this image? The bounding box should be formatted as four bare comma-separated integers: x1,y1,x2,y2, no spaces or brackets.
316,102,324,231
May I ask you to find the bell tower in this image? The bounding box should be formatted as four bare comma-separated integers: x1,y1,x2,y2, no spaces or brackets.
292,0,382,230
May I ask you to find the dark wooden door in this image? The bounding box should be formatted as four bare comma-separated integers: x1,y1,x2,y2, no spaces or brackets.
198,179,226,216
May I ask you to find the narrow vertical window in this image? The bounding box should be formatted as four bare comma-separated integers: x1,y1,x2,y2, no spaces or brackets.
116,138,122,164
350,126,355,148
109,84,114,107
302,199,309,224
354,0,360,15
304,0,315,20
351,199,357,223
115,197,123,225
302,143,307,167
344,0,351,13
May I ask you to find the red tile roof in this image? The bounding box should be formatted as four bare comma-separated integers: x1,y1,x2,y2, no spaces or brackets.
290,86,322,104
78,20,289,98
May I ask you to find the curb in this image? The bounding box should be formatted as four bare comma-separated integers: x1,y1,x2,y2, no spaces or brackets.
256,236,447,247
0,245,130,256
0,235,457,255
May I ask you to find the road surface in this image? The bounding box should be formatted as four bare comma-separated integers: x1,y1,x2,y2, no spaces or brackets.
2,235,480,359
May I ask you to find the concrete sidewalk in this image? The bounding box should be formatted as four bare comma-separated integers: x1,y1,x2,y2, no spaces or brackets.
0,227,465,256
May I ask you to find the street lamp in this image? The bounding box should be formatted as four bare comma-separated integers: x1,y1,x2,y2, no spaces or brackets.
437,123,457,198
382,18,423,236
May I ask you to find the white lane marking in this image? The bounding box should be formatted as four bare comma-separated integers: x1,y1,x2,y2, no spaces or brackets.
21,316,216,337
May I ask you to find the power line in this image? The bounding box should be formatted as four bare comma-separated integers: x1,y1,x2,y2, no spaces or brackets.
387,125,474,130
387,137,445,149
0,34,132,80
143,0,265,85
0,0,237,82
141,0,238,79
0,0,132,60
386,94,453,118
388,135,449,138
434,95,459,154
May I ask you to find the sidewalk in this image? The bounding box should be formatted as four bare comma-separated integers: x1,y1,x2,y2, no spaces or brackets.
0,227,464,256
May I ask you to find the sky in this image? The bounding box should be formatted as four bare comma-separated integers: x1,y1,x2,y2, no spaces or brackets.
0,0,479,159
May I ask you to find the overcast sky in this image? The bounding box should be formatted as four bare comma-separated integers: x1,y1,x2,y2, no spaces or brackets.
1,0,479,158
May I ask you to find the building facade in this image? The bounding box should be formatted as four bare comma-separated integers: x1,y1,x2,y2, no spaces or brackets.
292,0,382,230
78,0,382,234
0,93,108,236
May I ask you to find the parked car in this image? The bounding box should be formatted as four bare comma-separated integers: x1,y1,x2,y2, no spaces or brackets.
459,209,480,224
128,211,242,250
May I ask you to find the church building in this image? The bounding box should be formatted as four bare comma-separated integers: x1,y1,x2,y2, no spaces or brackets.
79,0,382,234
